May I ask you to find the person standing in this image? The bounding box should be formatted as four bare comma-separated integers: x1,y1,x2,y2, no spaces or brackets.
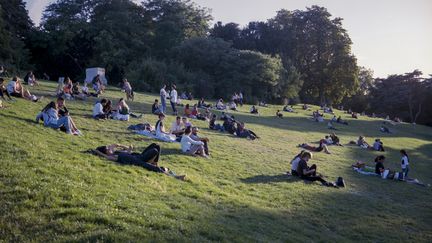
400,150,410,179
170,84,178,115
160,84,167,114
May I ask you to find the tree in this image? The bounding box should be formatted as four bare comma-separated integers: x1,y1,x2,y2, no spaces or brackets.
210,21,241,44
143,0,212,57
0,0,33,71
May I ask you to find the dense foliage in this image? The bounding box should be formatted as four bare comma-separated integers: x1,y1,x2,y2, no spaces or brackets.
0,0,431,124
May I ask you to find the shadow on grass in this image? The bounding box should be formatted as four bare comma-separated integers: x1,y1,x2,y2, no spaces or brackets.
240,174,296,184
0,112,36,124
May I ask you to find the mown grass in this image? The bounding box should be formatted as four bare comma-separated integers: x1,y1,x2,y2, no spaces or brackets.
0,80,431,242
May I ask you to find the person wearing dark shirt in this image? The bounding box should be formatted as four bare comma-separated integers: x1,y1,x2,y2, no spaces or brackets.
375,155,386,175
296,152,334,187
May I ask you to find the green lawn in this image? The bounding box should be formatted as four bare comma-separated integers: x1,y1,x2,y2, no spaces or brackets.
1,80,431,242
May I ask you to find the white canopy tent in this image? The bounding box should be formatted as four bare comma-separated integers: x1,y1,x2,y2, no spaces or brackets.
84,67,108,85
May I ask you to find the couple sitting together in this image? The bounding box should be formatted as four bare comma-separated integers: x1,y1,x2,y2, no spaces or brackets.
93,98,142,121
290,151,345,188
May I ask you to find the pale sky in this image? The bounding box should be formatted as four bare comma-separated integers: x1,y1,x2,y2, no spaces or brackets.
24,0,432,78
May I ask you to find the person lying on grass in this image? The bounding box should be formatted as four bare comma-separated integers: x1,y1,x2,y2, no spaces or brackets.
7,77,42,102
36,101,81,135
283,105,294,113
92,143,186,181
209,114,224,132
336,116,348,125
296,151,344,188
236,121,259,140
299,140,331,154
276,110,283,118
181,127,208,158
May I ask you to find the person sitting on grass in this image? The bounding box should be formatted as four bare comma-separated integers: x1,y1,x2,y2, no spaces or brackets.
191,127,210,156
92,74,105,94
302,104,309,110
229,101,237,111
299,140,331,154
0,78,12,101
92,98,109,120
223,116,237,135
155,113,177,142
152,99,162,115
374,155,386,175
236,121,259,140
250,105,259,114
24,71,39,86
336,116,348,125
355,136,371,149
170,116,185,139
216,99,226,110
181,127,207,158
37,101,75,135
276,110,283,118
62,77,74,100
259,101,268,107
7,77,41,102
352,112,359,119
184,104,193,118
71,82,87,100
93,143,186,180
323,135,333,145
179,118,190,129
372,139,385,152
290,150,305,176
209,114,224,132
283,105,294,112
122,78,134,101
197,98,210,108
296,152,343,187
329,133,343,146
380,125,391,133
55,97,81,135
114,98,142,121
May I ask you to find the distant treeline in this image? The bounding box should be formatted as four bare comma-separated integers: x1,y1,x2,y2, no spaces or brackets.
1,0,431,125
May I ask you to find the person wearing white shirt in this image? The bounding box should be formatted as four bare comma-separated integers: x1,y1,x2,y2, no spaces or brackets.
170,84,178,115
400,150,410,178
93,99,108,119
160,85,167,113
170,116,184,137
181,127,206,157
290,151,305,176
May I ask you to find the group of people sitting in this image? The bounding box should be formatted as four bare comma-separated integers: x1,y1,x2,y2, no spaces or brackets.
208,112,259,140
1,76,42,102
92,98,142,121
35,97,82,135
352,136,385,152
24,71,39,86
352,150,411,182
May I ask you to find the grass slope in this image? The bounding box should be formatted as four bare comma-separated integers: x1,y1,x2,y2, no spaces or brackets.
1,81,432,242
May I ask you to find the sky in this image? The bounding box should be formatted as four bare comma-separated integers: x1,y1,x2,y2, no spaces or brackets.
24,0,432,78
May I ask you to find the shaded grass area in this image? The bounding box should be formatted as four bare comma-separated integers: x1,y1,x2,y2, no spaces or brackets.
0,81,432,242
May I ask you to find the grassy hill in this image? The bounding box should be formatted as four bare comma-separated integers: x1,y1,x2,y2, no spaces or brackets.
1,80,431,242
